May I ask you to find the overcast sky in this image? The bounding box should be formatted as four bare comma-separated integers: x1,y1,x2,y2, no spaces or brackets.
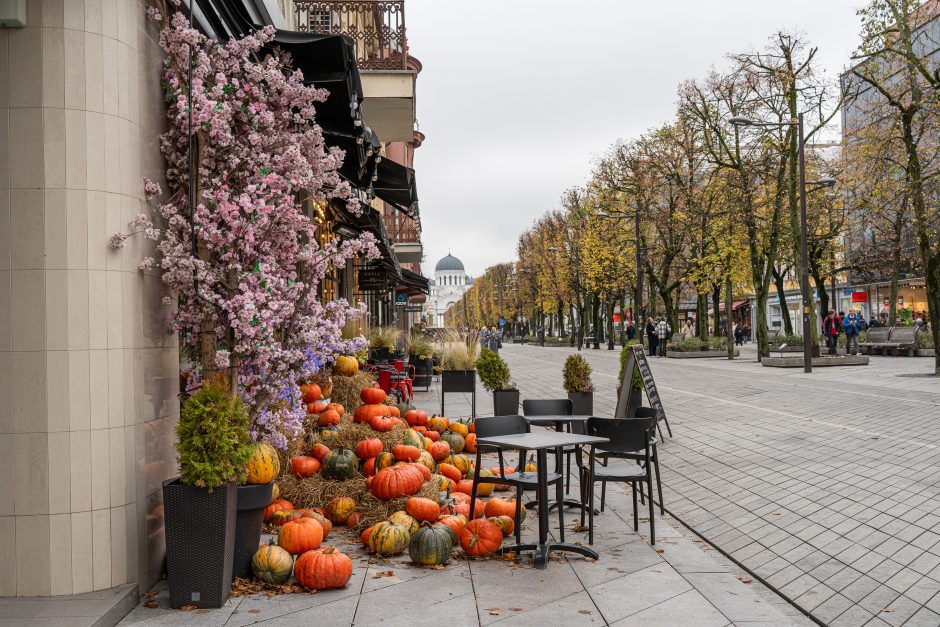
404,0,866,278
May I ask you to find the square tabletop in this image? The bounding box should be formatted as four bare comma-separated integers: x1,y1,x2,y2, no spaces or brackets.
476,431,608,450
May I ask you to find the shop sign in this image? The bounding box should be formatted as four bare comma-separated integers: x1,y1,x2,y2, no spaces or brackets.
395,293,407,307
358,268,387,291
404,305,423,313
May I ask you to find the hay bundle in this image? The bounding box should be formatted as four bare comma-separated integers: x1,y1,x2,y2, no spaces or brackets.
304,417,409,452
329,371,375,413
278,474,440,529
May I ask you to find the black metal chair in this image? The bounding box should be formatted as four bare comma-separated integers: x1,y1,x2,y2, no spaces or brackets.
578,416,658,545
599,407,665,516
521,399,580,493
468,415,566,544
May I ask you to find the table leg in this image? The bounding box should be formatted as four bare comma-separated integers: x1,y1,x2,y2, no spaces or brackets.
536,448,549,547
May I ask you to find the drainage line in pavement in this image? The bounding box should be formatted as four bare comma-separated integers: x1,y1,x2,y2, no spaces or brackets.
655,497,826,627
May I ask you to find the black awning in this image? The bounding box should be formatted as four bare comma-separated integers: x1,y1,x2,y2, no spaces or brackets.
398,268,430,295
330,200,401,279
374,158,418,217
324,129,380,189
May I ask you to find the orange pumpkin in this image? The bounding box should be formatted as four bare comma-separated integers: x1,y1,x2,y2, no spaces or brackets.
347,512,363,528
301,384,322,404
438,463,462,483
405,497,440,522
464,433,477,454
362,457,377,477
263,498,294,523
426,430,440,442
449,422,470,437
309,511,333,539
370,414,395,432
308,442,331,461
412,425,428,434
388,406,401,418
307,401,328,415
361,526,373,547
318,409,341,427
437,514,467,540
294,546,352,590
360,387,387,405
290,456,321,478
326,402,345,416
278,517,323,555
404,409,429,426
370,465,425,500
355,438,384,460
454,479,475,495
428,440,451,462
484,497,518,519
393,444,421,462
460,518,503,556
411,461,432,481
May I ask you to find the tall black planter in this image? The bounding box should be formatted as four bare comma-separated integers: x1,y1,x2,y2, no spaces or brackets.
493,389,520,416
410,356,433,391
568,391,594,416
232,482,274,581
370,347,393,363
441,369,476,417
163,479,237,609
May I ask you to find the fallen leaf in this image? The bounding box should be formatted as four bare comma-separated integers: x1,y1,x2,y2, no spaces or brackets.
249,609,261,614
738,577,752,584
883,608,894,613
180,604,197,611
579,609,592,615
487,608,501,616
656,549,664,554
144,601,159,609
372,570,395,579
194,610,209,615
508,608,523,611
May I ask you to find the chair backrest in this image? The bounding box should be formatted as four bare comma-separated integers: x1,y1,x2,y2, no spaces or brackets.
522,399,572,416
586,417,655,455
632,407,658,420
376,369,392,393
865,326,891,343
474,415,530,438
888,326,916,343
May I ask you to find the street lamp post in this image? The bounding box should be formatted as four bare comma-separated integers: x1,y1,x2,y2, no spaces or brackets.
729,115,835,373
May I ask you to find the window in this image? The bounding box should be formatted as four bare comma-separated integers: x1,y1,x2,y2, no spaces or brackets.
308,10,332,32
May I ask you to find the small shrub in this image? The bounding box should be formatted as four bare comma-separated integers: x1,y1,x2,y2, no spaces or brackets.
563,354,594,393
673,337,705,352
917,329,934,349
618,341,643,390
475,348,513,392
770,333,803,347
176,379,252,490
706,336,729,351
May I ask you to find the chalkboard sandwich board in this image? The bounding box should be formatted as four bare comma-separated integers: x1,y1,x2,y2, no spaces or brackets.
615,344,672,439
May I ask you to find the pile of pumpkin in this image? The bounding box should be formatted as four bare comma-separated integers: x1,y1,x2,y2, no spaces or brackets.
248,387,534,589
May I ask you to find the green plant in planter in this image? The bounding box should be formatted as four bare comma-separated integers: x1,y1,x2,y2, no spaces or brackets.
407,333,434,361
917,329,934,349
475,348,514,392
369,326,400,352
176,380,253,491
771,333,803,347
563,354,594,393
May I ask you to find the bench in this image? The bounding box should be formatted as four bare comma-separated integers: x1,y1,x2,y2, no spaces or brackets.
884,327,918,357
511,337,528,344
671,333,686,343
859,326,892,355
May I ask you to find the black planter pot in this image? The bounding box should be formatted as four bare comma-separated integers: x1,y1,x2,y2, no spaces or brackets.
162,479,237,609
441,369,477,417
370,347,393,363
232,482,274,581
409,356,433,390
568,391,594,416
493,389,520,416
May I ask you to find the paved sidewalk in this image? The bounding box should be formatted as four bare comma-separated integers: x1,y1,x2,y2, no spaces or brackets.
484,342,940,626
119,355,806,626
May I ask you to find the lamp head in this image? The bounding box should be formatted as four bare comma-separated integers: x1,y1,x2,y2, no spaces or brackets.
729,116,754,127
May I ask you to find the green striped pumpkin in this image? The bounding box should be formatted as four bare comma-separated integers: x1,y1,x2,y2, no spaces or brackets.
321,448,358,480
440,431,465,454
409,524,454,566
388,511,419,535
374,451,396,472
251,543,293,584
367,521,410,556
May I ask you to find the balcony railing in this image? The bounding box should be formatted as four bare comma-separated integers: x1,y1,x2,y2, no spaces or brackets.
293,1,408,70
384,211,420,243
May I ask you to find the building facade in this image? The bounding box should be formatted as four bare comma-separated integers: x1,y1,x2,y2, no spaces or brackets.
427,254,471,327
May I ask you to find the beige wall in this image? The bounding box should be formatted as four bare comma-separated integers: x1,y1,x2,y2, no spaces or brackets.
0,0,178,597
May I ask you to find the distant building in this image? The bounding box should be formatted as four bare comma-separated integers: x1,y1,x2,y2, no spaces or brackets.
427,254,473,326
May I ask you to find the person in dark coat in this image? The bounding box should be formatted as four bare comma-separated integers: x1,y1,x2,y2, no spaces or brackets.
646,319,658,356
626,321,636,342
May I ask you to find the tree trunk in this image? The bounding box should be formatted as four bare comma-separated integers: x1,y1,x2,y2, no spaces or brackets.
607,297,616,350
696,293,708,340
813,269,829,322
593,292,601,349
726,274,734,359
712,283,721,336
772,266,794,335
888,247,901,326
619,293,627,346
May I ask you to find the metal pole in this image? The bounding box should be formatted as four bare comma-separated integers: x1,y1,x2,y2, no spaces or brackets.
798,113,813,373
635,204,644,349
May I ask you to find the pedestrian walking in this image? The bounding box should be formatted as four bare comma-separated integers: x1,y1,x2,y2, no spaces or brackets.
734,324,745,346
626,321,636,342
682,319,694,337
655,316,671,357
844,309,861,355
646,319,658,356
822,309,842,356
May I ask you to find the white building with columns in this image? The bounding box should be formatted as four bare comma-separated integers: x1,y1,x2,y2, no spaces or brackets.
427,253,472,326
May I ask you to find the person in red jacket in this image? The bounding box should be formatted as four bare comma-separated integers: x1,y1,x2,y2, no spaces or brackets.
822,310,842,355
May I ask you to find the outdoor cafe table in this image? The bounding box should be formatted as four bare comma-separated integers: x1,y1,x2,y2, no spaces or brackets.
522,415,593,512
475,430,610,569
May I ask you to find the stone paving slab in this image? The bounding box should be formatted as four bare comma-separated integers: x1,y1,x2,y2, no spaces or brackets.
483,342,940,626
